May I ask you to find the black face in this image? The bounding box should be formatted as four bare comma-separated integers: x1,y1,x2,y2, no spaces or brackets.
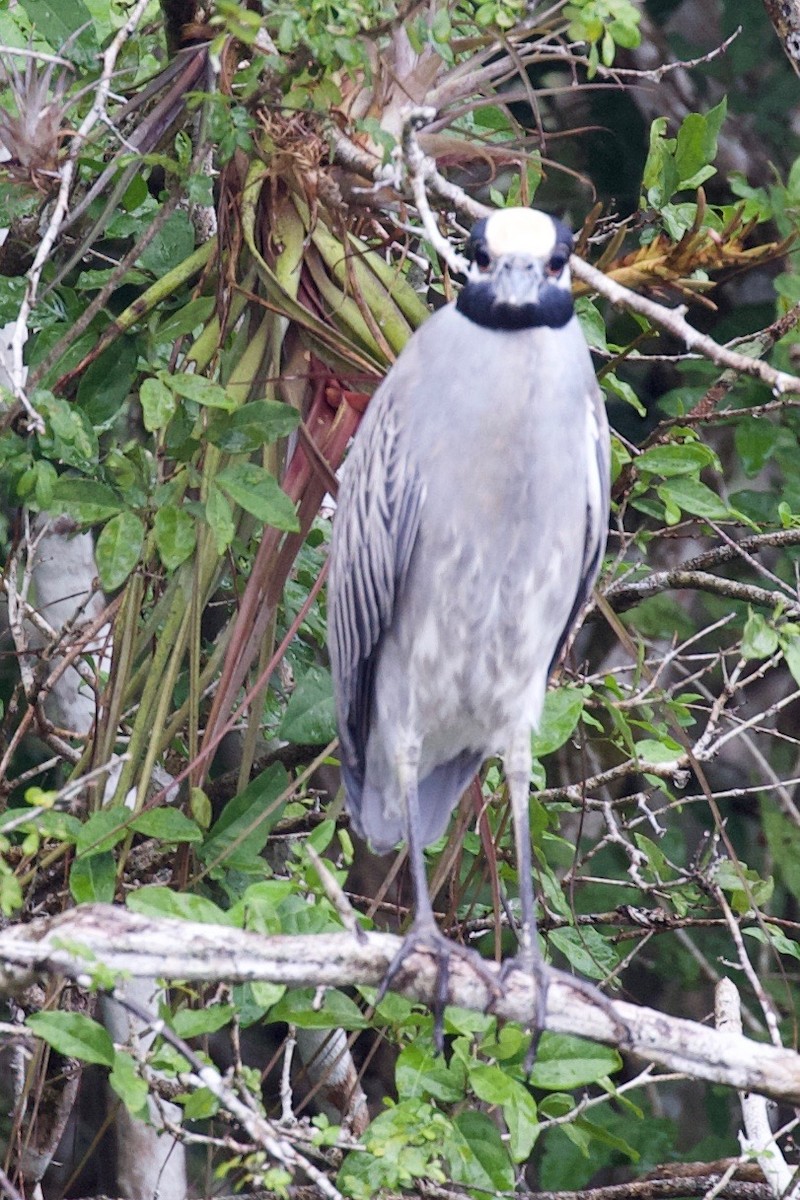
457,214,575,331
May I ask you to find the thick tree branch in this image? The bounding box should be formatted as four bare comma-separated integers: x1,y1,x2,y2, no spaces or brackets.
4,905,800,1106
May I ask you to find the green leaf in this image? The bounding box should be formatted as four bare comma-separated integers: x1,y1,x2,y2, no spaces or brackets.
27,1011,114,1066
397,1042,466,1103
49,479,125,524
206,401,300,452
77,337,139,427
278,666,336,744
734,417,784,477
126,886,232,925
109,1050,149,1115
69,850,116,903
450,1111,514,1192
130,809,203,844
634,737,683,764
76,808,129,856
548,926,621,981
171,1004,235,1038
216,463,299,530
19,0,97,55
181,1087,219,1119
744,923,800,962
784,634,800,686
37,392,98,470
154,504,197,570
636,442,717,477
760,800,800,906
742,610,779,659
529,1034,622,1090
674,98,726,189
140,378,177,432
504,1079,540,1161
268,988,369,1030
201,763,290,866
155,297,215,343
657,477,731,521
95,512,144,589
531,685,588,758
138,212,195,278
205,485,236,553
165,372,232,409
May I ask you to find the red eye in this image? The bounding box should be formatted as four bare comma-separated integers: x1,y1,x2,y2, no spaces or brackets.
474,244,491,271
547,247,569,275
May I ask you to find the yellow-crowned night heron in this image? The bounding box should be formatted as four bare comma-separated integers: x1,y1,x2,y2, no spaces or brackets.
328,207,610,1041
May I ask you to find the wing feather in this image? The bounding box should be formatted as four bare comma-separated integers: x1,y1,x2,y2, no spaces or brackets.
549,382,610,673
328,386,423,791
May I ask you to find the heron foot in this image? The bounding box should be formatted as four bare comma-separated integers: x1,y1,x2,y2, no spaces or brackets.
377,921,500,1053
497,956,631,1073
497,949,550,1073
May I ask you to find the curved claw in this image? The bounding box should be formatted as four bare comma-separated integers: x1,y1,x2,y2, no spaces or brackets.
496,956,631,1074
377,921,500,1053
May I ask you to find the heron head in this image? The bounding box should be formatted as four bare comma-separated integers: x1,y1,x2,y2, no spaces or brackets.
457,208,574,331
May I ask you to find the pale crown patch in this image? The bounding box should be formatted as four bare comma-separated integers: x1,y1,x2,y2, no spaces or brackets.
484,208,557,260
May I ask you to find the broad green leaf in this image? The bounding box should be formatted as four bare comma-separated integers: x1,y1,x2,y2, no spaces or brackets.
744,923,800,962
95,512,144,589
205,485,236,553
27,1011,114,1066
140,378,177,432
531,685,588,758
268,988,369,1030
216,463,299,530
19,0,97,56
165,372,232,409
109,1050,149,1114
548,926,621,981
742,610,779,659
138,212,195,278
48,479,125,524
278,666,336,744
171,1004,235,1038
126,886,232,925
181,1087,219,1119
636,441,717,477
206,401,300,452
77,337,138,427
634,737,683,764
529,1033,621,1090
69,850,116,903
675,98,726,188
504,1080,539,1161
155,297,215,342
130,809,203,844
735,417,784,477
450,1111,514,1192
657,477,730,521
154,504,197,570
201,763,290,866
76,808,128,856
760,800,800,906
397,1042,466,1103
784,634,800,686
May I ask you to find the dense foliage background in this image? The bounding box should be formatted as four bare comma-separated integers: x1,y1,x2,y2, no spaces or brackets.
1,0,800,1197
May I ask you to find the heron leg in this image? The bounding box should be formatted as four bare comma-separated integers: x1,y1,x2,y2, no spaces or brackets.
503,727,548,1067
501,733,632,1062
376,746,498,1051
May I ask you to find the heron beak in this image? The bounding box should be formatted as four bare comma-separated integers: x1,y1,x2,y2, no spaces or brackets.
490,257,546,307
